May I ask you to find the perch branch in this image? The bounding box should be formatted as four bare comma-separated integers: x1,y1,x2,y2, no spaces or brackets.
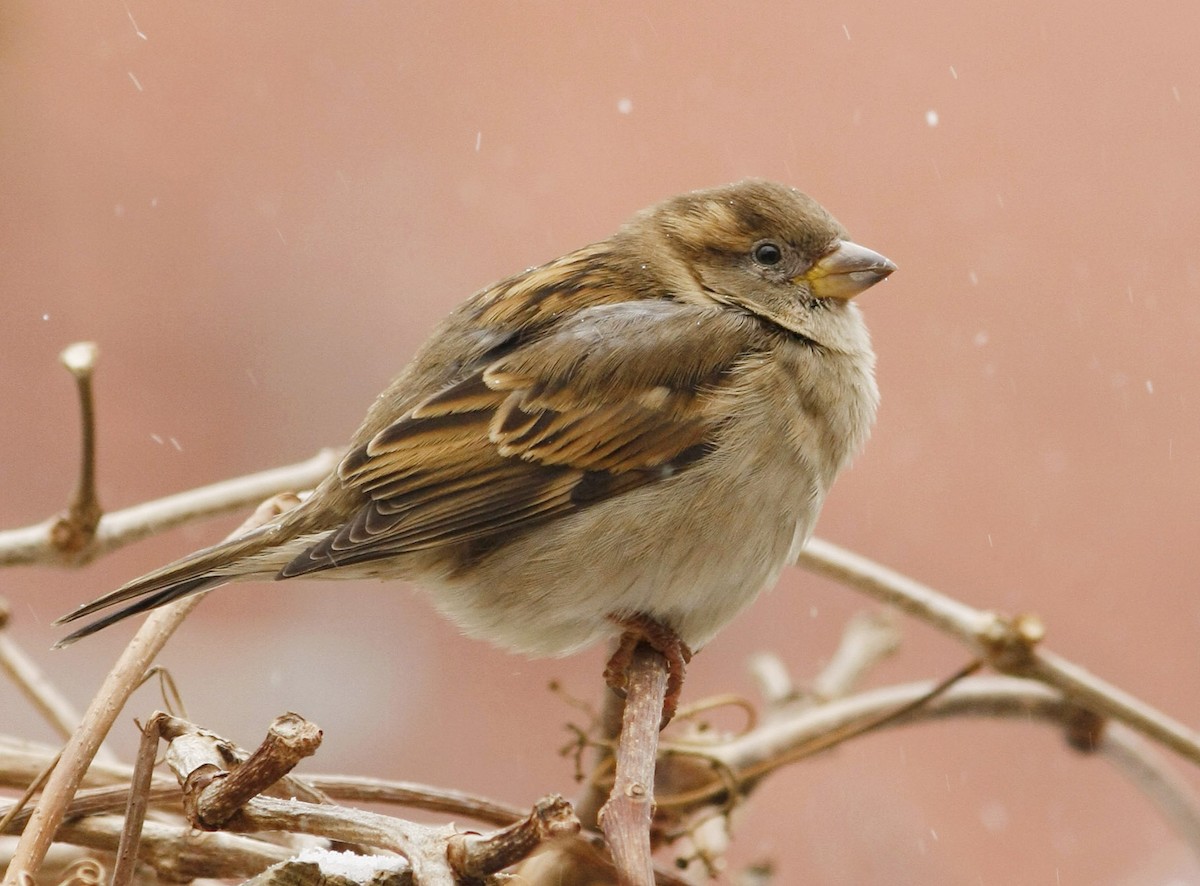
598,644,669,886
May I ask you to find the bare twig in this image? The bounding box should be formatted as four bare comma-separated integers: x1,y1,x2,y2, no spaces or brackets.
656,673,1200,852
2,495,304,884
166,713,322,830
8,679,1197,879
598,644,669,886
810,609,902,701
308,775,524,825
152,713,572,882
236,797,456,882
447,794,580,879
0,754,58,838
730,659,984,781
1102,726,1200,852
49,343,102,556
0,764,525,834
0,603,116,762
5,814,296,880
798,537,1200,766
111,713,164,886
1,783,178,833
511,835,698,886
0,449,339,568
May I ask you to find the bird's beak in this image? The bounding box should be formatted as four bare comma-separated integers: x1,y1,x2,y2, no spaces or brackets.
800,240,897,300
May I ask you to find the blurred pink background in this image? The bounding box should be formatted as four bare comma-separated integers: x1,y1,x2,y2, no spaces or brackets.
3,2,1199,882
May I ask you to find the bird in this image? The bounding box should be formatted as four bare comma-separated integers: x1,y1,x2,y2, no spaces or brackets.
56,179,894,721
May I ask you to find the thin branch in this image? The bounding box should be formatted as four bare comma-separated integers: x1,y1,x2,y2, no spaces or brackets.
0,449,339,568
50,342,102,555
168,712,323,829
798,536,1200,767
0,768,526,834
657,673,1200,859
0,605,117,763
308,775,525,825
1102,725,1200,851
156,712,573,882
7,679,1196,879
111,712,164,886
810,609,902,702
234,796,457,882
447,794,580,880
1,783,178,832
2,495,304,884
598,644,669,886
3,814,296,880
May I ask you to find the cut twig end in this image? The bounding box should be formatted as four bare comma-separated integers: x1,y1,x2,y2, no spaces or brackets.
58,342,99,377
448,794,581,879
51,341,104,556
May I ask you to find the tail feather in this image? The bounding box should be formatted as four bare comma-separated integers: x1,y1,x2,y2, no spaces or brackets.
53,525,284,647
54,575,225,647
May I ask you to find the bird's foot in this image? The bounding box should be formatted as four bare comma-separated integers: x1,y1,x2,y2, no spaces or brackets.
604,612,693,728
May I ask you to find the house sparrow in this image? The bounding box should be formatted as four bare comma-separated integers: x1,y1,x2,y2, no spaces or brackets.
57,180,894,719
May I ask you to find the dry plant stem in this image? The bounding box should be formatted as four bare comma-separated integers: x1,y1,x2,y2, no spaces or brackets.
746,652,797,709
1102,726,1200,852
2,496,300,884
447,794,580,880
156,713,568,882
169,713,323,829
0,632,76,745
754,659,983,771
599,644,668,886
0,735,171,794
2,599,206,883
309,775,524,826
0,773,522,834
0,449,339,568
810,609,901,701
6,687,1192,878
50,343,102,555
17,815,294,880
111,714,164,886
236,797,458,882
797,538,992,640
1021,649,1200,766
798,537,1200,767
0,755,57,837
658,675,1200,857
1,784,178,833
0,624,117,763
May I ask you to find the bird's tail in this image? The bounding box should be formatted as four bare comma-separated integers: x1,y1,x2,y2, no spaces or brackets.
53,524,283,647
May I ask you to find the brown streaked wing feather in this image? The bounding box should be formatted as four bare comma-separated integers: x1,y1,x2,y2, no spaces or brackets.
280,301,760,579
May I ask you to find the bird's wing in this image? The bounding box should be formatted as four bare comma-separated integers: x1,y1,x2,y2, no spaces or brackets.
280,301,760,576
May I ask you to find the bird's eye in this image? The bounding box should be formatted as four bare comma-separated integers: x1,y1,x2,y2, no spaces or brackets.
752,241,783,266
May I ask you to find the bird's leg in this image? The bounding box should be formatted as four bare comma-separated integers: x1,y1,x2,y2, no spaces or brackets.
604,613,693,727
